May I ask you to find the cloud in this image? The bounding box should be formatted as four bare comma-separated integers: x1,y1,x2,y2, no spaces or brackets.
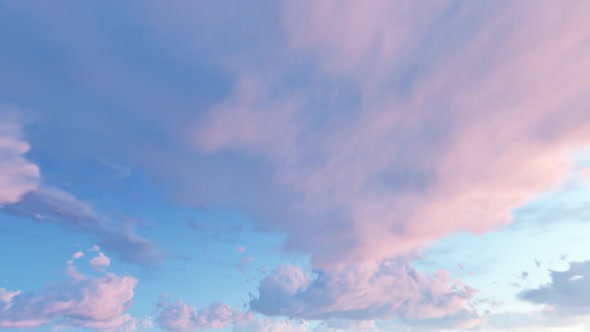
4,186,163,266
156,296,310,332
315,319,377,331
90,251,112,271
73,251,85,259
0,115,163,267
196,0,590,271
234,315,309,332
249,260,482,329
0,256,139,331
156,298,238,331
484,308,590,331
0,118,40,205
519,260,590,315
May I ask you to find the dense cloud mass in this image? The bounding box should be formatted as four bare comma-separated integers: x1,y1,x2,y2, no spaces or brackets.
196,0,590,269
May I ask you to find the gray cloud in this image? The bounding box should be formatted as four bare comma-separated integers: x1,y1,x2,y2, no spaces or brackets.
519,260,590,315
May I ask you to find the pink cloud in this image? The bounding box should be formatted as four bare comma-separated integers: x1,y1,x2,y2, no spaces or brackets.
0,117,40,206
73,251,85,260
156,299,237,331
90,252,111,272
196,1,590,270
0,258,138,331
156,296,310,332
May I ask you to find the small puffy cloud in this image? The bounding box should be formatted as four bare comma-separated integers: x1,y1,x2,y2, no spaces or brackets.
90,252,111,271
250,260,481,329
237,246,247,253
73,251,85,260
0,257,138,331
0,118,40,205
519,260,590,315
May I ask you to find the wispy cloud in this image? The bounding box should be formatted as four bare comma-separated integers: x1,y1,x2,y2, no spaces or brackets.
0,117,163,267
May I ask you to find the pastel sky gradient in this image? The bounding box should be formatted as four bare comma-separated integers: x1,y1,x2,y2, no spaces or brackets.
1,1,590,331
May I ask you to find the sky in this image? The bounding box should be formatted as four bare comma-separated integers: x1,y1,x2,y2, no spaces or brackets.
0,0,590,331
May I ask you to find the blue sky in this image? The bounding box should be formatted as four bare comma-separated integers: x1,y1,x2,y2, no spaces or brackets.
1,1,590,331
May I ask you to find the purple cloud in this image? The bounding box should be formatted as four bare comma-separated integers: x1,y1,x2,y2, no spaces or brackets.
249,260,481,329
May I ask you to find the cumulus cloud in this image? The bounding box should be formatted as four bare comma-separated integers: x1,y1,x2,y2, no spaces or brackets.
0,256,138,331
484,308,590,331
90,251,112,271
519,260,590,315
249,260,481,329
0,118,40,205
